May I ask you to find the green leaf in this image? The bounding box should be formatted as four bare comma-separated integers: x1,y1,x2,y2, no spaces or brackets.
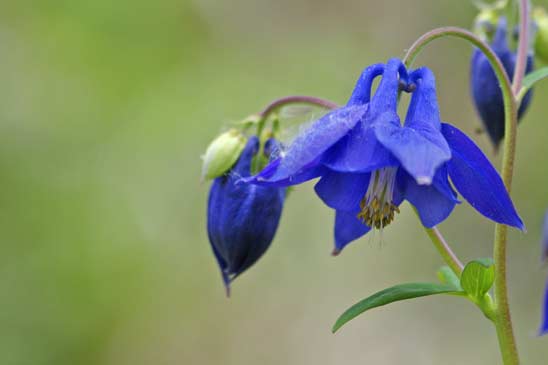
437,266,462,290
460,258,495,299
332,283,463,333
521,67,548,91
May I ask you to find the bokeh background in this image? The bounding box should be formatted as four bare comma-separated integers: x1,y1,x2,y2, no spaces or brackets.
1,0,548,364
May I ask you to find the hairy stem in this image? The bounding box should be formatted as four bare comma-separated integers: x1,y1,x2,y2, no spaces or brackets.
424,226,464,275
512,0,530,94
258,95,339,119
404,26,521,364
492,1,529,364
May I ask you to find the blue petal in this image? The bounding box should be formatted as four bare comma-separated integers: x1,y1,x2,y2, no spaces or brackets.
322,59,406,173
333,210,371,254
245,157,326,187
346,63,385,106
375,119,451,185
441,123,524,230
375,67,451,184
314,171,370,212
400,170,457,228
491,17,509,54
207,178,230,266
470,17,534,147
540,279,548,336
232,136,259,177
321,120,398,173
368,58,407,117
251,104,368,183
207,136,285,292
406,67,443,130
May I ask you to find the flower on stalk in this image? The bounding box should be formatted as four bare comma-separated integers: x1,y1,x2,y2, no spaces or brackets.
207,136,285,295
470,17,534,148
246,58,524,254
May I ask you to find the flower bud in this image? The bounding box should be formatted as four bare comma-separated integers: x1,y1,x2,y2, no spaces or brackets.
201,129,247,180
473,9,499,40
534,7,548,63
207,136,285,295
470,17,534,148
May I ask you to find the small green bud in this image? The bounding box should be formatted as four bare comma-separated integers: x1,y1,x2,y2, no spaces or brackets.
534,7,548,63
473,9,499,41
201,129,247,180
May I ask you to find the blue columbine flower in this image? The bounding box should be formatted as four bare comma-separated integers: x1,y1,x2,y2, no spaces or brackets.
207,136,285,295
246,58,524,254
471,17,534,148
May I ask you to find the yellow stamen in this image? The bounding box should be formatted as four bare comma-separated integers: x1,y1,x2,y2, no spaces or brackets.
357,168,400,229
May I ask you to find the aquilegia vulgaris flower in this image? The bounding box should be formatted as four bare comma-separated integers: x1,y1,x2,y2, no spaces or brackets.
246,58,524,254
471,17,534,148
207,136,285,295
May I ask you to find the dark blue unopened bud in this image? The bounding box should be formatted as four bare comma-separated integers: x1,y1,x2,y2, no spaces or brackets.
207,136,285,296
470,17,534,148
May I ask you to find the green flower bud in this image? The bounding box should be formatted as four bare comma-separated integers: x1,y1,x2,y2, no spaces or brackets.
201,129,247,180
473,9,500,41
534,7,548,63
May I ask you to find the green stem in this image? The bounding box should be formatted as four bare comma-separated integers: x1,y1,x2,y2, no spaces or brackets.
258,95,339,120
492,1,529,364
402,27,511,279
251,95,339,173
404,25,521,364
424,225,464,275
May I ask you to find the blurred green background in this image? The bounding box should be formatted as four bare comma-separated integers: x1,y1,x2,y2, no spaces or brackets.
1,0,547,364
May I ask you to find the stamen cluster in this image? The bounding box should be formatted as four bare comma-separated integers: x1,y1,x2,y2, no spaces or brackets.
357,168,400,229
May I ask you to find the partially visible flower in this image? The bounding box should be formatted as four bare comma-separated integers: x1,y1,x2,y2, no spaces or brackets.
207,136,285,295
543,210,548,264
541,210,548,335
247,58,524,254
202,129,247,180
540,279,548,336
470,17,534,148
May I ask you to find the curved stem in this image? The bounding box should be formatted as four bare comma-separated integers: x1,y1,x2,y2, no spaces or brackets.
492,1,529,363
403,27,514,98
404,26,520,364
253,95,339,147
258,95,339,119
512,0,530,94
424,226,464,275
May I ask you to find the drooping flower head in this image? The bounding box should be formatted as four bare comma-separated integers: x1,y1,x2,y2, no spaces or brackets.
207,136,285,295
471,17,534,148
247,58,524,254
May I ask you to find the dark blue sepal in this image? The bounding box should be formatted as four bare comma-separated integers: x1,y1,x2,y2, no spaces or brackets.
470,17,534,148
207,136,285,295
441,123,524,230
